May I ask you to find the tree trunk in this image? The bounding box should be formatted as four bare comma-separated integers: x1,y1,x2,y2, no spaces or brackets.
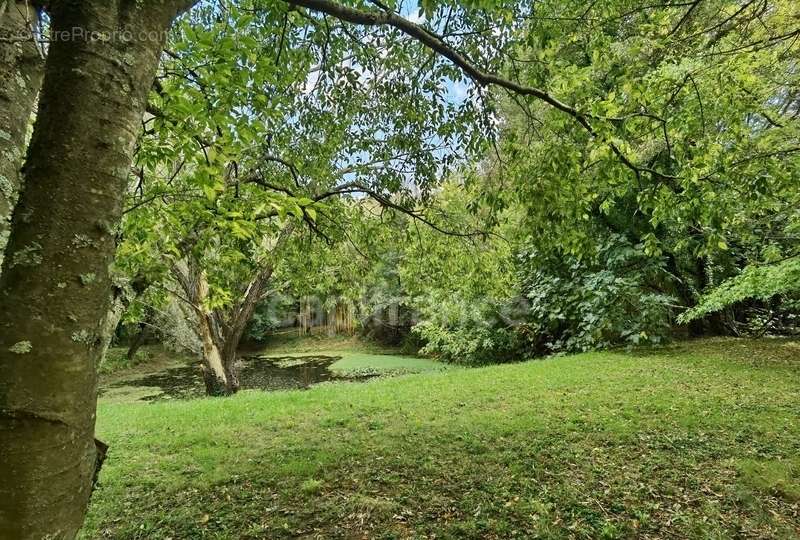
175,251,277,397
193,270,239,396
0,3,191,537
126,320,150,361
97,286,126,368
198,317,239,395
0,1,44,265
212,265,275,396
200,346,240,396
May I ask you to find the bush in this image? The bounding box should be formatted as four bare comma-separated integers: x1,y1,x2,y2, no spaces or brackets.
517,234,676,353
411,236,676,362
412,294,526,365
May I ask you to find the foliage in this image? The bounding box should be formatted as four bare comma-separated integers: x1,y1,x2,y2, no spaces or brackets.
517,234,676,353
490,0,800,334
680,257,800,324
117,0,499,346
9,0,800,536
413,293,525,364
244,295,296,342
396,181,523,363
115,0,800,362
356,181,678,361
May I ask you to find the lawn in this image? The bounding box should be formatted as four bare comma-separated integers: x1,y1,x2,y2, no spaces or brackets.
81,338,800,539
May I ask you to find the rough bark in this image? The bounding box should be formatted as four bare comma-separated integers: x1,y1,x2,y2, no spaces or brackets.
0,2,192,537
0,1,44,265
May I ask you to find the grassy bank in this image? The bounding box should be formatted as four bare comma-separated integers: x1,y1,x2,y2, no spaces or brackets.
82,338,800,539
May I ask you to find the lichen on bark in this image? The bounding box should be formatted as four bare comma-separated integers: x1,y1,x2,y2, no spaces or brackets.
8,340,32,354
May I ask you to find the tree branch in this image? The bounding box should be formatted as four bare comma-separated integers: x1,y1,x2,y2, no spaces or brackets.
285,0,675,182
287,0,586,123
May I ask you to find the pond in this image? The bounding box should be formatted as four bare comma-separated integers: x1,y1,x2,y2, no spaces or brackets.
99,354,375,402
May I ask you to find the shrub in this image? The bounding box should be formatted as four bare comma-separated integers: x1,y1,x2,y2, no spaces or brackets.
412,294,525,365
517,235,676,354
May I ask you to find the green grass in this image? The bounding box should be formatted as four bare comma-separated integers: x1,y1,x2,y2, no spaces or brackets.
81,338,800,539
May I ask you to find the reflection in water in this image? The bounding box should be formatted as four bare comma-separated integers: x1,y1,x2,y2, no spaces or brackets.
101,355,375,401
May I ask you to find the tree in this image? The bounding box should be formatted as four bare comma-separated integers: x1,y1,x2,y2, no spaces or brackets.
0,1,43,262
679,256,800,332
119,0,484,396
171,239,285,395
0,2,195,537
120,177,299,396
